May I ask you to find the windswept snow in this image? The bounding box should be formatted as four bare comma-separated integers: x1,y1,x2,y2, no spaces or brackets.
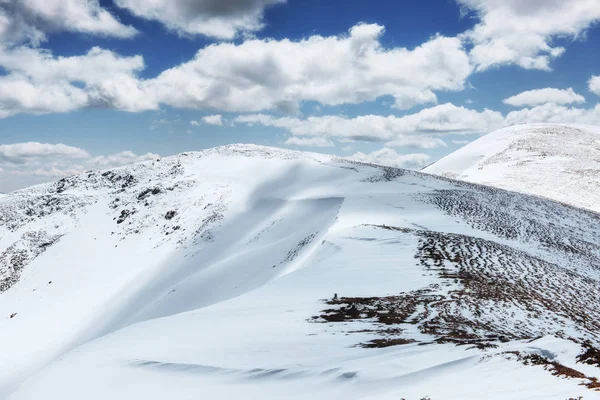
1,144,600,399
424,123,600,213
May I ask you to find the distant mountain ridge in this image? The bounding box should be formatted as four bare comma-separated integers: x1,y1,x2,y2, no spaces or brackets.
424,123,600,213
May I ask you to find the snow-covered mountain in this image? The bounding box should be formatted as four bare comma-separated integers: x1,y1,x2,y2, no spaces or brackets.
424,123,600,213
2,144,600,399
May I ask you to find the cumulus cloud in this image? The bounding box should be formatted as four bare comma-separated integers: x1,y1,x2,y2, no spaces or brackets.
284,137,334,148
90,151,159,168
452,139,471,145
503,88,586,107
0,0,143,119
504,102,600,126
237,100,600,150
589,75,600,96
114,0,284,39
0,142,89,164
0,23,472,118
202,114,224,126
0,46,154,118
0,0,137,46
458,0,600,70
235,103,504,143
147,24,472,113
10,165,88,178
348,148,430,169
385,137,447,149
190,115,224,126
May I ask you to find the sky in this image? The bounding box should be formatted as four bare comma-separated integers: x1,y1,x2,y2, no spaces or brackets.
1,0,600,192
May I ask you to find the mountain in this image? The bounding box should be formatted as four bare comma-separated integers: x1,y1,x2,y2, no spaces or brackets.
424,123,600,213
2,144,600,400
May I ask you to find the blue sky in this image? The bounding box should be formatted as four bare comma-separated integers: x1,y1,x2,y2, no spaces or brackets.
1,0,600,191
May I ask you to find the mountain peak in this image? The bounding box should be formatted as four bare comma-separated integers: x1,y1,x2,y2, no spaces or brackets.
424,123,600,212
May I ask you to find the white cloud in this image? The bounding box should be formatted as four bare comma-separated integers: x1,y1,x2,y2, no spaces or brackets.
90,151,159,168
11,165,88,178
115,0,284,39
385,137,447,149
190,115,224,126
503,88,585,107
237,100,600,150
0,23,472,118
458,0,600,70
0,46,154,117
235,103,504,142
284,137,334,148
147,23,472,113
348,148,430,170
0,0,137,46
589,75,600,96
202,114,224,126
504,102,600,126
452,139,471,145
0,142,89,164
0,76,88,117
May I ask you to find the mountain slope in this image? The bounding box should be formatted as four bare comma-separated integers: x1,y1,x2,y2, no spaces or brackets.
424,123,600,212
2,144,600,399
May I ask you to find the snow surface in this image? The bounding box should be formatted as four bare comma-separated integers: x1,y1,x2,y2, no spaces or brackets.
424,123,600,213
1,144,600,399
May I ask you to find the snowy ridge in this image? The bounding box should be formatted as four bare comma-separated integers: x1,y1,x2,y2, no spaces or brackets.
424,123,600,213
1,144,600,399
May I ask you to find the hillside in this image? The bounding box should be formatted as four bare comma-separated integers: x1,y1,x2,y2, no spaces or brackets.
1,144,600,399
424,123,600,213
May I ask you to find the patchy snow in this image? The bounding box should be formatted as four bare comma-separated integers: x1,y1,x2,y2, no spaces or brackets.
1,143,600,399
424,123,600,213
